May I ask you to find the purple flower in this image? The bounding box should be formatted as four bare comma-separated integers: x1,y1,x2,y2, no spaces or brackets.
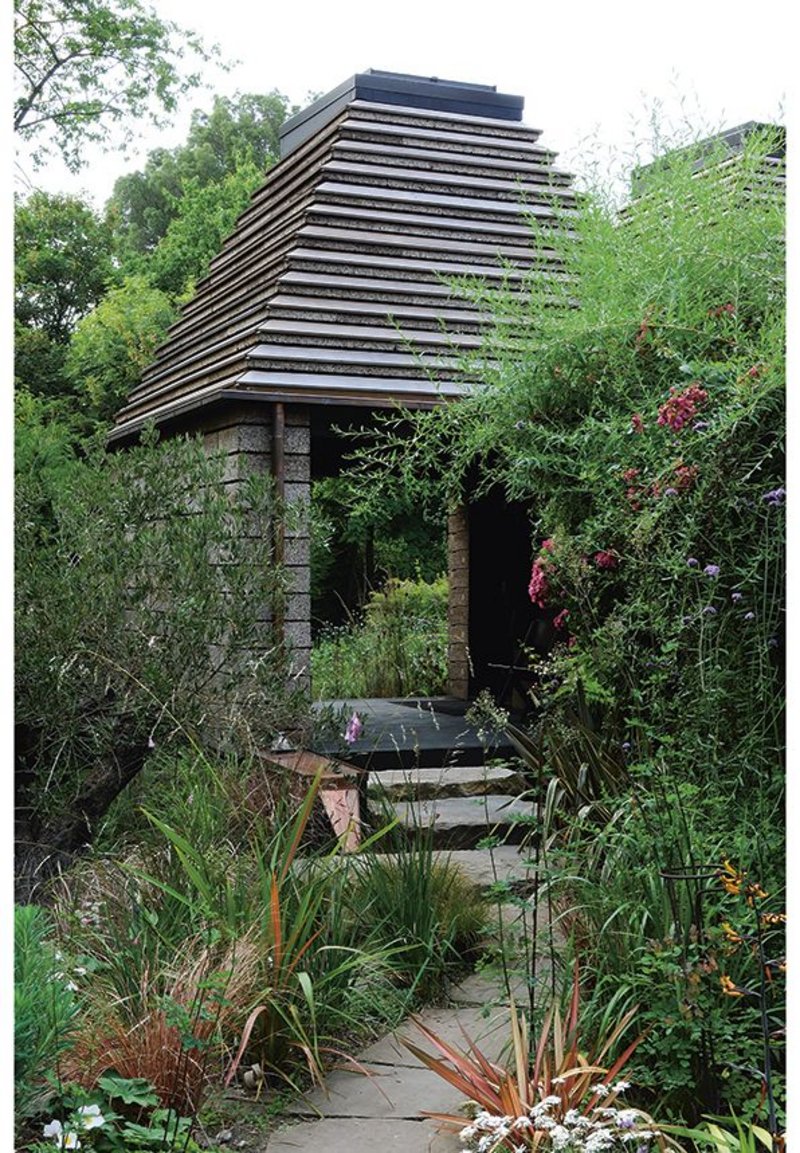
621,741,631,753
762,487,786,506
768,637,779,649
702,605,718,615
686,557,699,568
744,612,756,621
703,564,720,577
693,420,710,431
682,615,693,625
664,487,678,497
344,712,363,745
731,592,743,602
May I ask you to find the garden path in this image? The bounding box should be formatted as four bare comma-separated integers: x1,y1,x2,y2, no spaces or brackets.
261,847,536,1153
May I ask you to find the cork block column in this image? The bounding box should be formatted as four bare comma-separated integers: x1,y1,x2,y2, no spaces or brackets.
201,404,274,677
447,505,470,699
281,406,312,688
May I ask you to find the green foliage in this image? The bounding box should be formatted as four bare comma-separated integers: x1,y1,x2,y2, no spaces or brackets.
311,576,449,699
64,275,175,420
14,0,217,171
15,426,304,897
32,1075,202,1152
15,906,80,1125
310,474,447,621
349,829,487,1000
15,192,115,344
108,91,291,255
146,157,264,297
14,191,116,400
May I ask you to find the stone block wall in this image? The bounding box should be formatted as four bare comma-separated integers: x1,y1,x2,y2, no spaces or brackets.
200,401,312,691
447,505,470,699
282,407,312,686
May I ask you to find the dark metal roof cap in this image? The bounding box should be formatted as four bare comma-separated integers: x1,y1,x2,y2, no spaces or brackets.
279,69,525,157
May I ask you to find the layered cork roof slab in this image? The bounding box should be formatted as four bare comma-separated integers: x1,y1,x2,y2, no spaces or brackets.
111,71,576,441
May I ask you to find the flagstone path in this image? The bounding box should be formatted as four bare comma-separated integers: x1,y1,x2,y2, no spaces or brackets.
261,846,537,1153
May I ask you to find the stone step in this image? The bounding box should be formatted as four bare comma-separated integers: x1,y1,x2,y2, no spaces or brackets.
390,794,539,850
434,845,532,888
367,763,525,801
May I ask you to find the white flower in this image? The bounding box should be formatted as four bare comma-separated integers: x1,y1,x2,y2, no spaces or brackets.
78,1104,106,1130
613,1080,631,1094
585,1130,617,1152
65,980,79,992
74,966,87,977
42,1118,83,1149
550,1124,572,1150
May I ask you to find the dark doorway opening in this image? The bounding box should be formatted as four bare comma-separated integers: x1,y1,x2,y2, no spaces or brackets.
309,407,448,702
468,489,539,715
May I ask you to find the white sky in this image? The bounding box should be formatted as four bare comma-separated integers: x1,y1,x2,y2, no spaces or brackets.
13,0,790,206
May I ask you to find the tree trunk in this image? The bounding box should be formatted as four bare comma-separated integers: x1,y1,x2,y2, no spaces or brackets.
15,720,151,904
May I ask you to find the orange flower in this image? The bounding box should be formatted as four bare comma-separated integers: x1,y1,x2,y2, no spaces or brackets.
720,974,744,997
745,882,769,905
719,859,745,895
761,912,786,927
721,922,744,946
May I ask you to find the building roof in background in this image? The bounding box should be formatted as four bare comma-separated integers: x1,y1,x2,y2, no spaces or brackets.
111,70,575,440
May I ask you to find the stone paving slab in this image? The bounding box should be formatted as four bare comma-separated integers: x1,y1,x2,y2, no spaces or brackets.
392,795,539,848
442,846,531,888
369,764,523,800
447,968,530,1006
266,1116,461,1152
285,1060,469,1119
357,1003,512,1068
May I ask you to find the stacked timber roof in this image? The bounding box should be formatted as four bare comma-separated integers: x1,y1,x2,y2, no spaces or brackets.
112,71,577,441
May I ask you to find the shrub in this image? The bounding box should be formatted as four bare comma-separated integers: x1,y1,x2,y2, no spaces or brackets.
15,905,81,1126
348,827,488,1000
15,423,307,900
311,575,448,698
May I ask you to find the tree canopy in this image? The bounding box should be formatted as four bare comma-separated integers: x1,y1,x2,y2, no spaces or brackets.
106,91,292,255
14,0,217,171
15,190,115,343
65,275,176,421
14,191,116,400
